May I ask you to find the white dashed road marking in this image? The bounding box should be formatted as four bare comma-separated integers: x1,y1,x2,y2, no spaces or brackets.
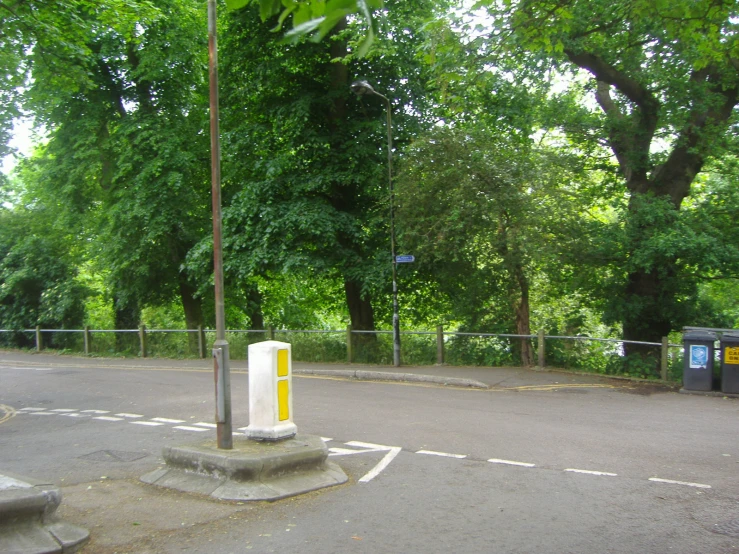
11,405,717,491
417,450,467,459
648,477,711,489
488,458,536,468
174,426,209,432
565,468,618,477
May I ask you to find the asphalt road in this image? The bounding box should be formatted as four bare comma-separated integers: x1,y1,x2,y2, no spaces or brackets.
1,352,738,553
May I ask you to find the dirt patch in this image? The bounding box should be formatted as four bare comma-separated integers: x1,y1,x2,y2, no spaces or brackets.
611,380,678,396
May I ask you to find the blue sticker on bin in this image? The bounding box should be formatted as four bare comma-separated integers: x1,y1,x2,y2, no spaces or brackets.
689,345,708,369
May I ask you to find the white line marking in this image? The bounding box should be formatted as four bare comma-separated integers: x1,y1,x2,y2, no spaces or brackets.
27,412,54,416
649,477,711,489
115,413,143,418
329,447,368,456
150,417,185,424
237,427,249,431
130,421,164,426
173,426,209,432
61,413,88,417
50,409,77,412
34,368,55,371
320,437,333,442
20,408,47,412
565,468,617,476
345,441,402,483
93,416,124,422
0,476,33,490
81,410,109,414
488,458,536,467
346,441,392,450
417,450,467,459
194,422,217,428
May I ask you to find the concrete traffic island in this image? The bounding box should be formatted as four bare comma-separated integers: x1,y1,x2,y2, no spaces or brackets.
0,471,89,554
141,434,347,501
141,341,347,501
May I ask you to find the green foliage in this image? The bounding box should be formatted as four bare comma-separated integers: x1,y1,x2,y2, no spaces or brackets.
211,0,439,331
0,208,88,340
10,0,212,331
224,0,383,56
395,125,590,336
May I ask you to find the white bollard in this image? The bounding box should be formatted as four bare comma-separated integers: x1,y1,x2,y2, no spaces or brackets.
245,341,297,441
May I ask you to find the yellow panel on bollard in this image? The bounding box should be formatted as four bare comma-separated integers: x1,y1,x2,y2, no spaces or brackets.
245,341,297,441
277,380,289,421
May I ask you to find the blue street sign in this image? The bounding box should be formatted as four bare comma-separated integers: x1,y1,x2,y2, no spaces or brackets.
396,255,415,263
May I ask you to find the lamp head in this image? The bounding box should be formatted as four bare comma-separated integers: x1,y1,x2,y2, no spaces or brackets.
350,79,376,96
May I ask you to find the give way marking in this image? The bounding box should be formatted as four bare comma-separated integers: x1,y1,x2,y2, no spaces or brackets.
328,440,402,483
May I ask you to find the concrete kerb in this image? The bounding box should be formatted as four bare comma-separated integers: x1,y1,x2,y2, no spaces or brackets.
0,472,89,554
294,368,490,389
141,434,348,502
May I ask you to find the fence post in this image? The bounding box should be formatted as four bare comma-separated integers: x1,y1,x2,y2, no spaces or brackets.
436,325,444,365
84,326,91,355
661,337,668,381
139,324,147,358
267,325,274,340
537,329,545,368
35,326,42,352
198,325,205,359
346,325,353,364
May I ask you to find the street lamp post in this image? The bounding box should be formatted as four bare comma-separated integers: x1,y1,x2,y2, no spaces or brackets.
350,80,401,367
208,0,232,449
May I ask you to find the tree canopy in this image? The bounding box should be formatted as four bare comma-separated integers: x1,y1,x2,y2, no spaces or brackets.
2,0,739,373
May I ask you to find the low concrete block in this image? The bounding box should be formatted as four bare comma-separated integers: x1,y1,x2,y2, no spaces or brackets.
0,471,89,554
141,434,347,501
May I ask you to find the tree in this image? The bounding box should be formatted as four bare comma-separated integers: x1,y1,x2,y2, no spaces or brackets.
224,0,383,56
396,125,589,365
0,198,87,347
468,0,739,352
215,1,440,335
9,0,213,351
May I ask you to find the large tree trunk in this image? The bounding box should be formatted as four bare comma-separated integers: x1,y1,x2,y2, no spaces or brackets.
512,265,534,367
344,276,377,360
114,291,139,353
178,278,203,355
344,278,375,331
245,285,264,330
620,194,676,362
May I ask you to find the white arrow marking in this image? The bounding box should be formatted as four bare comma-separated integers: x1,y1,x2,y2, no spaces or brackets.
344,441,402,483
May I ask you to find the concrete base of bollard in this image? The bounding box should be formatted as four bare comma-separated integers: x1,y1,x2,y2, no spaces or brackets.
140,434,347,501
0,472,89,554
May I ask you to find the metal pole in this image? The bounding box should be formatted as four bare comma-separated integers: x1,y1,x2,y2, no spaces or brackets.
208,0,232,449
349,81,400,367
538,329,545,368
660,336,668,381
377,93,400,367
